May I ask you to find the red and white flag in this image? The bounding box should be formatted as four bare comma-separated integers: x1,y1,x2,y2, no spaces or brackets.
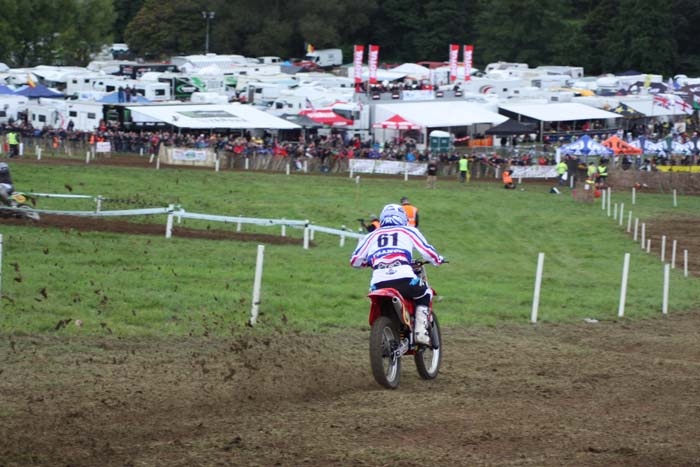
449,44,459,82
353,45,364,84
368,45,379,84
674,97,693,115
463,45,474,81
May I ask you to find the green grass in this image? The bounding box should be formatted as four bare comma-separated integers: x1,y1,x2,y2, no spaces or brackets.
1,162,699,336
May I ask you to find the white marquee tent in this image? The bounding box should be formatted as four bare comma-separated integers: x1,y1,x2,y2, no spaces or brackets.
127,103,300,130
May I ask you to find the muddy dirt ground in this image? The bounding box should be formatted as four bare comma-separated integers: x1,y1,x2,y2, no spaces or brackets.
1,315,700,467
1,158,700,466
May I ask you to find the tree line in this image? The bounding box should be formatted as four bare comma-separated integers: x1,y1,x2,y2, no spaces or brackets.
1,0,699,77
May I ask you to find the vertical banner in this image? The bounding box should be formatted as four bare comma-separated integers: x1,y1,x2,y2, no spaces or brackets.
368,45,380,84
353,45,365,84
449,44,459,81
463,45,474,81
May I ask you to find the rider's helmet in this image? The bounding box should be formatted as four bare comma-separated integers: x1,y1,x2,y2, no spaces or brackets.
0,162,8,174
379,203,407,227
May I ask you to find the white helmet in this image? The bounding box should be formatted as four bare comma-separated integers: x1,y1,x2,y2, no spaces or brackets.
379,204,407,227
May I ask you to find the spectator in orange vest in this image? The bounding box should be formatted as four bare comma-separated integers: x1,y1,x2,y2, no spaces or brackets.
400,196,419,228
502,169,515,189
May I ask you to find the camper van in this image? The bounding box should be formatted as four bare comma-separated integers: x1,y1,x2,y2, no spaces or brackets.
156,74,225,100
27,101,103,131
0,96,29,123
302,49,343,68
91,78,171,101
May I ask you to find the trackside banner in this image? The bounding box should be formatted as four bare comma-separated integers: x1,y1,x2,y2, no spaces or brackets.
353,45,364,84
449,44,459,81
463,45,473,81
349,159,427,176
509,166,558,178
368,45,380,84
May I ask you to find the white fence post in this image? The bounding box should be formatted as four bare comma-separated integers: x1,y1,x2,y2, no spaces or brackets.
250,244,265,326
36,146,42,160
601,189,606,211
165,208,174,239
673,189,677,207
303,222,310,250
671,239,677,269
618,252,630,318
281,219,286,237
632,186,636,205
634,218,639,241
95,195,103,213
641,222,646,249
85,151,90,164
661,235,666,262
245,157,250,170
607,187,611,216
684,249,688,278
646,238,651,254
613,203,618,220
530,253,545,324
215,157,220,172
340,225,346,247
627,211,632,233
236,215,242,232
303,160,308,173
156,156,160,170
619,203,624,226
286,163,290,175
662,263,670,315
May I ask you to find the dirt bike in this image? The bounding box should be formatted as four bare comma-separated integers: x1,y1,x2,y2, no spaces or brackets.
367,260,444,389
0,193,40,221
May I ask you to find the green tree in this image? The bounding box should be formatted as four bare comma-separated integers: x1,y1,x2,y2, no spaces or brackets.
475,0,574,67
56,0,115,65
113,0,145,42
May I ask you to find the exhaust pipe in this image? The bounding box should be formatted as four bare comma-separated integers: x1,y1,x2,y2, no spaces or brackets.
391,296,403,314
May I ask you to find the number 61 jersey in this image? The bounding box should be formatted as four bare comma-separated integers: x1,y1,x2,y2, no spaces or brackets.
350,225,443,285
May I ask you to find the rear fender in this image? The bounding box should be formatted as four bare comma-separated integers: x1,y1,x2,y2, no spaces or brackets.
368,288,413,327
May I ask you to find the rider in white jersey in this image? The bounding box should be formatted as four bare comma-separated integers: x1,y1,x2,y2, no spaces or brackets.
350,203,444,344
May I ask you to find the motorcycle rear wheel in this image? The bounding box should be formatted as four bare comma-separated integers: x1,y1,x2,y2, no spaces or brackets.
415,313,442,380
369,315,402,389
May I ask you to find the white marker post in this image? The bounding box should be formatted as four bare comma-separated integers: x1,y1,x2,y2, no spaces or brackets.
673,189,677,207
619,203,624,226
627,211,632,233
303,223,310,250
634,218,639,241
36,146,42,160
646,238,651,254
632,186,636,205
245,157,250,170
215,157,220,172
662,263,670,315
530,253,545,324
671,239,677,269
601,189,606,211
250,245,265,326
613,203,618,221
661,235,666,262
618,253,630,318
165,205,175,239
340,225,346,247
569,175,574,189
684,250,688,278
236,215,242,232
641,222,646,249
156,157,160,170
607,187,612,216
85,151,90,164
286,163,290,176
404,167,408,182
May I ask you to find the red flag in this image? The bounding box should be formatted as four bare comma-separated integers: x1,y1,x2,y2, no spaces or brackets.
368,45,379,84
449,44,459,82
463,45,474,81
353,45,364,85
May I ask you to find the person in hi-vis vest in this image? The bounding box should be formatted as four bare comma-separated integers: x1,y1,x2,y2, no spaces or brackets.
400,196,419,228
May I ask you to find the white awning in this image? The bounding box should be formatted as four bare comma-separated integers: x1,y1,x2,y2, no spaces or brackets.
375,101,508,128
127,103,300,129
499,102,621,122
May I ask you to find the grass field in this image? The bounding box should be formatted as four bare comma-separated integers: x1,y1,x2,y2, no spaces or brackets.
0,161,698,336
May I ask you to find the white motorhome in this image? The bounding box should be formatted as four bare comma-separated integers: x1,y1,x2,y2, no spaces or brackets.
27,101,103,131
91,78,171,101
303,49,343,68
0,96,29,123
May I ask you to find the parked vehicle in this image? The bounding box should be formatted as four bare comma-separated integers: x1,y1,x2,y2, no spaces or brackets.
301,48,343,69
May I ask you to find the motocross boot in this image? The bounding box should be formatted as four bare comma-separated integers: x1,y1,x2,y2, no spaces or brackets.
414,305,430,345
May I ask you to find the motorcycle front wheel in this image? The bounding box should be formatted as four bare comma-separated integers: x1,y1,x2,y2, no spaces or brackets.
415,313,442,380
369,315,402,389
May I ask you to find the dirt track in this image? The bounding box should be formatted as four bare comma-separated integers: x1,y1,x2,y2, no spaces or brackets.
2,314,700,466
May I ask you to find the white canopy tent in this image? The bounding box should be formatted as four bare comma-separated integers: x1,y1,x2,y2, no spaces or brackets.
127,104,300,130
499,102,621,122
374,101,508,149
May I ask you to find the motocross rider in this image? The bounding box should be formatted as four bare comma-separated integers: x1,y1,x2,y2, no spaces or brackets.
0,162,15,206
350,203,444,345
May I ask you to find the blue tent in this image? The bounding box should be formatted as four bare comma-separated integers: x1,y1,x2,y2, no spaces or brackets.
559,135,614,156
98,91,150,103
15,84,64,98
0,85,15,95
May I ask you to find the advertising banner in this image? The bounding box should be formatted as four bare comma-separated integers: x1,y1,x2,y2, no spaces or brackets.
509,166,558,179
368,45,380,84
463,45,474,81
449,44,459,81
95,142,112,153
349,159,427,176
353,45,364,84
172,148,208,162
